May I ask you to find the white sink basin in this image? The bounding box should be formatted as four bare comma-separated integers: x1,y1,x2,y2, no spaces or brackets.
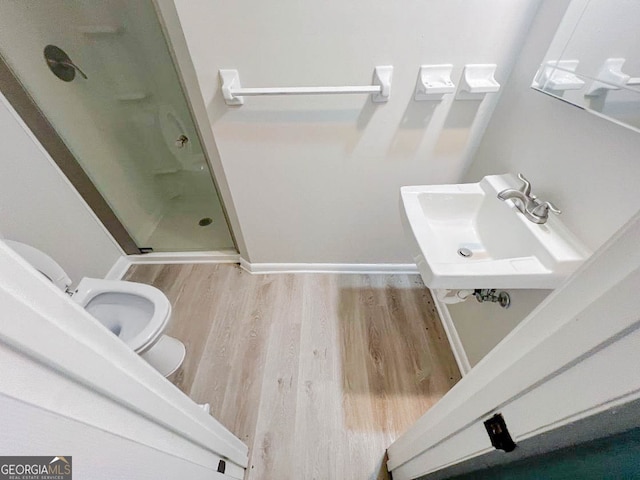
401,174,591,289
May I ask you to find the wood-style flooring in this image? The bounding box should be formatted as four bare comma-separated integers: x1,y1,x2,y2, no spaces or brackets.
125,264,460,480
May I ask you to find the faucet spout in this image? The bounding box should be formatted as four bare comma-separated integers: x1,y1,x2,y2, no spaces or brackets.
497,174,560,225
497,188,528,211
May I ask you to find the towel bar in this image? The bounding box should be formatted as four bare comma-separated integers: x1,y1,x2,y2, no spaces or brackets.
219,66,393,105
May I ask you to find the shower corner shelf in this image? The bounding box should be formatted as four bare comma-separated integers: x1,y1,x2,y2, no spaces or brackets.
115,92,149,102
76,25,123,36
414,64,456,101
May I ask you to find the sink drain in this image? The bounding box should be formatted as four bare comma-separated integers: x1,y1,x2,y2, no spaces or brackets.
198,217,213,226
457,247,473,258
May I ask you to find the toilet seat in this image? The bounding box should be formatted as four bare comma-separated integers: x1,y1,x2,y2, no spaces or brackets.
71,277,172,353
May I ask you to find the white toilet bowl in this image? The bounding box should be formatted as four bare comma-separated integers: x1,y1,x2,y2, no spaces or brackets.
4,240,185,377
72,278,186,377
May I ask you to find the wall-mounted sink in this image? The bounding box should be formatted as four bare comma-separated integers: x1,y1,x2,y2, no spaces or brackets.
401,174,591,289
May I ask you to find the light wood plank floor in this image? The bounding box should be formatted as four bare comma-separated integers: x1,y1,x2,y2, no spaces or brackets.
125,264,460,480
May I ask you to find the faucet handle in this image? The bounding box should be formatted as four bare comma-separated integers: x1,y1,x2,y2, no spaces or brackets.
545,201,561,215
516,173,532,196
531,200,561,217
542,202,562,215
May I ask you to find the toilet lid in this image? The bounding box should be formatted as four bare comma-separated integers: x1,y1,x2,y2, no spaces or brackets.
3,240,72,291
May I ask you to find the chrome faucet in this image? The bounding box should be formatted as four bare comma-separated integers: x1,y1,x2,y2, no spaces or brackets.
497,173,561,224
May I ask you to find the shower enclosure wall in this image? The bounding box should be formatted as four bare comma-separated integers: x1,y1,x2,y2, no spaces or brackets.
0,1,234,253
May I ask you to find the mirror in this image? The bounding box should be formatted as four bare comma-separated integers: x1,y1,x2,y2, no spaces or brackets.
532,0,640,132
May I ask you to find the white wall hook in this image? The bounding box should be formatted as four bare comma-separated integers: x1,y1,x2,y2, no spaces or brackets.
219,66,393,106
533,60,585,91
456,64,500,99
414,64,455,101
585,58,631,96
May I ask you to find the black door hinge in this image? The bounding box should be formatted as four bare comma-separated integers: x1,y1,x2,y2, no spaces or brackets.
484,413,517,452
139,247,154,254
217,460,226,473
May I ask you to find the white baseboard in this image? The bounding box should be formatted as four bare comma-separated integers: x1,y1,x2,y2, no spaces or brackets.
108,254,418,279
430,288,472,376
104,255,132,280
127,250,240,264
104,250,240,280
240,258,419,275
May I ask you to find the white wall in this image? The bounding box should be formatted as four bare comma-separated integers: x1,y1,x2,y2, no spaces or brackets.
173,0,542,263
448,289,550,367
448,0,640,368
0,93,121,282
465,0,640,252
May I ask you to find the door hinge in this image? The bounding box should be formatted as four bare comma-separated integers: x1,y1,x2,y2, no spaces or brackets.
217,459,226,473
484,413,517,452
139,247,154,254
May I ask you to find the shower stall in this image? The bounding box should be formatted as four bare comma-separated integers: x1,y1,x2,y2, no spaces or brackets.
0,1,235,254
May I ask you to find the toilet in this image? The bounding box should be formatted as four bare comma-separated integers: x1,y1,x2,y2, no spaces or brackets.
4,240,186,377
